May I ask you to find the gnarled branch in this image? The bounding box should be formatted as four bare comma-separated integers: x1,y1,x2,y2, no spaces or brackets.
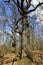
26,2,43,14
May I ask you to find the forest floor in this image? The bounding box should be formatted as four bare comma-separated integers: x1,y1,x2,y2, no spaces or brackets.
0,53,43,65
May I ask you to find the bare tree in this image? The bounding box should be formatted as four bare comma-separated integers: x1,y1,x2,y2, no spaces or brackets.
4,0,43,59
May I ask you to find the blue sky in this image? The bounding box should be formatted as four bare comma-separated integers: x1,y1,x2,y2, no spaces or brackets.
0,0,43,40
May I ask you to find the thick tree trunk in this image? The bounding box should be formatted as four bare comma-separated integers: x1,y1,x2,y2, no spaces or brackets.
15,17,30,59
22,18,30,46
21,18,30,57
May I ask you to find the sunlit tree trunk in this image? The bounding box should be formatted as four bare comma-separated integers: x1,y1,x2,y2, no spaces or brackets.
22,18,30,48
19,18,30,58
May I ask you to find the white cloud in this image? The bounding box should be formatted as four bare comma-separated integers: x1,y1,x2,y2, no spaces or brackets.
31,0,39,6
